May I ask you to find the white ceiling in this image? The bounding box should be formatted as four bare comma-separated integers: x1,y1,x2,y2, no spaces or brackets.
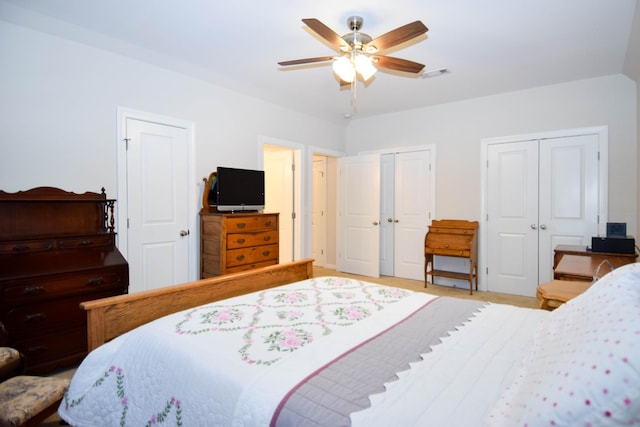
1,0,638,124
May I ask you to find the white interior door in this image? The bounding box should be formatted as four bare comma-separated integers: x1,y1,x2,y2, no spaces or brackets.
312,156,327,267
486,140,539,296
337,154,380,277
538,134,600,282
379,154,395,275
125,118,190,293
486,132,602,296
393,150,432,280
264,147,294,263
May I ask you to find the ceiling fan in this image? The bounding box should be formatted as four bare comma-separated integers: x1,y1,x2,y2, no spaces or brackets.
278,16,428,86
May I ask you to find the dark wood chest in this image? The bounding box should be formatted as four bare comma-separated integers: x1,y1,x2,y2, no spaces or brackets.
0,187,128,373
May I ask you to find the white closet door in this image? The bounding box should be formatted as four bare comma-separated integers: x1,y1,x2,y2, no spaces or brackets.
486,132,602,297
486,140,540,296
337,154,380,277
379,154,395,276
393,150,432,280
537,134,600,283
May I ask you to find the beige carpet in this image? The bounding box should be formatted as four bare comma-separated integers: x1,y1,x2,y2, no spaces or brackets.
39,267,539,425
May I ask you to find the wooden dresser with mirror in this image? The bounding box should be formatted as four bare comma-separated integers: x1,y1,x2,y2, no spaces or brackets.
0,187,129,373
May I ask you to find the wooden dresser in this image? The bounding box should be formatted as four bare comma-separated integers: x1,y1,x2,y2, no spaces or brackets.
424,219,479,295
0,187,128,373
200,209,279,278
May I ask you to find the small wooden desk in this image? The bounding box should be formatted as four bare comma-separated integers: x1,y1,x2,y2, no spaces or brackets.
553,244,637,269
553,254,631,282
536,280,592,310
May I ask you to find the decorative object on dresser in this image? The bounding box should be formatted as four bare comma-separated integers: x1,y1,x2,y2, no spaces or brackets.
0,187,129,374
424,219,479,295
200,209,279,278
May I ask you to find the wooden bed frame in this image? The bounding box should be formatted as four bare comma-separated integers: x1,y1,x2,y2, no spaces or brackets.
80,259,314,351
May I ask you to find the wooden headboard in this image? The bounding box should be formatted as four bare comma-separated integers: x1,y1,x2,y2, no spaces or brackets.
81,259,314,350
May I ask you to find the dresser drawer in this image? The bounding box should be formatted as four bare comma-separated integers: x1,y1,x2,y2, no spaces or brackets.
224,259,278,274
1,266,127,305
0,239,53,254
12,326,87,374
226,230,279,249
226,244,279,267
428,227,476,236
56,234,115,249
2,290,124,334
425,234,472,250
425,247,471,257
226,214,278,233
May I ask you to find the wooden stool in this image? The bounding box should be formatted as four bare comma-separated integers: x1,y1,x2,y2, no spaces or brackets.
536,280,592,310
0,375,69,427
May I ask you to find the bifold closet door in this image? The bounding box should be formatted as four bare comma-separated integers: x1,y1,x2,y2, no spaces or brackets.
486,134,600,297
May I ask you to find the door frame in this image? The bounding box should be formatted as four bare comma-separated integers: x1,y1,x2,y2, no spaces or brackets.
116,107,198,281
308,146,344,268
480,125,608,292
258,135,303,261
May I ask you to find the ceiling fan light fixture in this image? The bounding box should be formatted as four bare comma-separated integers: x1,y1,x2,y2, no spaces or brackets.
332,56,355,83
355,54,377,81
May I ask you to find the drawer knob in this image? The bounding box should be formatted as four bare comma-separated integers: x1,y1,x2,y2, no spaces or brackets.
12,244,29,252
444,244,449,248
87,277,105,286
262,250,270,256
81,239,92,245
263,236,271,241
237,238,246,244
265,220,272,226
236,254,245,261
25,313,47,323
236,223,246,229
27,345,48,354
22,286,44,296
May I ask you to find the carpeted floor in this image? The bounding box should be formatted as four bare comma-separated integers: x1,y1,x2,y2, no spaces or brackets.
40,266,539,425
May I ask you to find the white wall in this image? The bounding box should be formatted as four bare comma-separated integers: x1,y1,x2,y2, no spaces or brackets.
0,20,345,198
346,74,638,238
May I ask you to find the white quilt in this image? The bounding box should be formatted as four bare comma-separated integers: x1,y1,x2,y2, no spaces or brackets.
59,276,438,426
58,276,548,426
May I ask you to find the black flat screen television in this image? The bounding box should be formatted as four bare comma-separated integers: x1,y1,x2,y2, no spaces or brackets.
211,167,265,212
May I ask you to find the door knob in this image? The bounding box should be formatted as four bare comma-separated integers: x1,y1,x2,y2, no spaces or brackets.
531,224,537,229
180,230,190,236
388,218,393,223
372,221,379,226
540,224,547,230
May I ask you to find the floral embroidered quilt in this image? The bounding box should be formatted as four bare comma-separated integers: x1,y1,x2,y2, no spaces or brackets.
58,276,441,426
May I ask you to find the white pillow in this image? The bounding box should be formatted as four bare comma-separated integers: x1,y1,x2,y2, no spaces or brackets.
487,262,640,426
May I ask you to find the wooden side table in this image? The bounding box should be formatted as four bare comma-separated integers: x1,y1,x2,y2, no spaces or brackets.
536,280,592,310
553,244,637,269
553,254,632,281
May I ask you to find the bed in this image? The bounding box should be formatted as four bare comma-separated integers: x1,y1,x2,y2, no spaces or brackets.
58,259,640,426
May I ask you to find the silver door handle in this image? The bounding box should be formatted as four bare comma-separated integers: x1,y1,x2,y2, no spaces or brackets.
531,224,537,229
180,230,190,236
540,224,547,230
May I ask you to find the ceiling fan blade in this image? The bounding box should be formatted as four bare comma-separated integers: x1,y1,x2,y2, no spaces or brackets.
367,21,428,52
372,55,425,74
278,56,334,66
302,18,346,49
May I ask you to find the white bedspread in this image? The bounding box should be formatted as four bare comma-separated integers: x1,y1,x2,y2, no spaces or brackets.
59,276,547,426
351,302,548,426
59,277,437,426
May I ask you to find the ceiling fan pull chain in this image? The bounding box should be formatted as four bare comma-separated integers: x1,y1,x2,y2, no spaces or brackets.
350,80,357,114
